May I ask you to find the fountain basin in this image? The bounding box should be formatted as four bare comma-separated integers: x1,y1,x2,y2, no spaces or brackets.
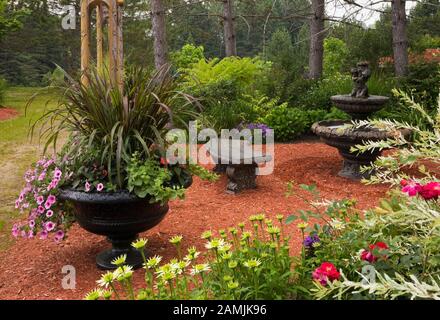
312,120,410,180
331,95,389,120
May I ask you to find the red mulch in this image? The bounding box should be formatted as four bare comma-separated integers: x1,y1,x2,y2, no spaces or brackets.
0,143,390,300
0,107,19,121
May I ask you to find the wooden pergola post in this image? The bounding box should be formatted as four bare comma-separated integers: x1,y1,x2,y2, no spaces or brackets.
80,0,124,91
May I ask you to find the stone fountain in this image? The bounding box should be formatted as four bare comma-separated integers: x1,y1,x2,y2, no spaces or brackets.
312,62,408,180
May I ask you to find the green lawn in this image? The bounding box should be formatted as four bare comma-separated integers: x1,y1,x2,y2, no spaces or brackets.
0,87,60,250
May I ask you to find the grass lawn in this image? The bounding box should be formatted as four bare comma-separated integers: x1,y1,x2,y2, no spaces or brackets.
0,87,60,250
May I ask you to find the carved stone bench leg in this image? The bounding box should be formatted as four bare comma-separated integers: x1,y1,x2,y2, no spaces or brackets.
226,164,257,194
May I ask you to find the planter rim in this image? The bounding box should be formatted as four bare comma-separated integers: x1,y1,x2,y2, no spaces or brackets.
59,189,153,204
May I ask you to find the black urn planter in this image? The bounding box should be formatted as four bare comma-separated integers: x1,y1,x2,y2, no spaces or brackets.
60,190,169,270
59,176,192,270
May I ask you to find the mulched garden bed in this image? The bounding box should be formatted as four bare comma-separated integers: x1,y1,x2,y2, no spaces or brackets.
0,143,389,300
0,107,19,121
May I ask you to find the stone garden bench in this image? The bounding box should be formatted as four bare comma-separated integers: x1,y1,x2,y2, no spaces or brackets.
208,139,272,194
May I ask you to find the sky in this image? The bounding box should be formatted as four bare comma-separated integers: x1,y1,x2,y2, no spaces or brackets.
329,0,419,27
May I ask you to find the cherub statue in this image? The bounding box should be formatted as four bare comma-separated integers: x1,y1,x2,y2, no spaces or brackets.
350,61,371,99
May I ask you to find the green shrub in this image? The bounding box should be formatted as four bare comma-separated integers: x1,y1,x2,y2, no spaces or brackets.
261,104,309,141
295,73,352,111
171,44,205,70
180,57,270,131
323,37,349,77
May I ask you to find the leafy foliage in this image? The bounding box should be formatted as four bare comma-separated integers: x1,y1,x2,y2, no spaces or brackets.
31,65,198,189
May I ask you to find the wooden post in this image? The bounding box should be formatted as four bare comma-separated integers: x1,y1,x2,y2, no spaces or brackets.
81,0,123,91
117,0,124,92
81,0,90,86
96,3,104,72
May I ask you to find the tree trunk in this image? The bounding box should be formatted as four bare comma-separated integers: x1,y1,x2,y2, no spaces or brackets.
222,0,237,56
391,0,408,77
151,0,168,69
308,0,325,79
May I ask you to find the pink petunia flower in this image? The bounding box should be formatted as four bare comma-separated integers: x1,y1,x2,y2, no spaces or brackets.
29,220,35,229
85,181,91,192
15,200,20,209
97,183,104,192
45,221,56,232
53,168,62,179
38,171,46,181
54,230,65,242
39,230,48,240
36,196,44,205
37,206,45,214
46,210,54,218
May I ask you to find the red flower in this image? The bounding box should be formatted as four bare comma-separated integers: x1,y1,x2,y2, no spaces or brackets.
361,242,389,263
400,179,408,187
418,182,440,200
160,157,169,166
312,262,340,286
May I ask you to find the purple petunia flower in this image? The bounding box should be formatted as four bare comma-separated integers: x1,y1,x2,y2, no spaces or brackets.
303,234,320,249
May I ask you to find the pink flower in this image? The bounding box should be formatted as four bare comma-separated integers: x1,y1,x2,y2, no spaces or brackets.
47,195,56,204
11,224,19,238
97,183,104,192
85,181,91,192
54,230,65,242
53,168,62,179
402,183,420,197
28,231,34,239
36,196,44,205
46,210,54,218
15,200,20,209
361,242,389,263
45,221,56,232
39,230,48,240
44,200,52,210
38,171,46,181
18,193,24,202
29,220,35,229
37,206,45,214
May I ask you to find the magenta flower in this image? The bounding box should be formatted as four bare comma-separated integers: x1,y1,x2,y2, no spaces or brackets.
11,224,19,238
402,183,420,196
39,230,48,240
47,195,56,203
54,230,65,242
45,221,56,232
37,206,45,214
97,183,104,192
28,231,34,239
38,171,46,181
44,201,52,210
85,181,91,192
46,210,54,218
29,220,35,229
36,196,44,205
53,168,62,179
18,193,24,202
15,200,20,209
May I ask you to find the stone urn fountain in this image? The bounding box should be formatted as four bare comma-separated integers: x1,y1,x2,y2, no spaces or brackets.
312,62,409,180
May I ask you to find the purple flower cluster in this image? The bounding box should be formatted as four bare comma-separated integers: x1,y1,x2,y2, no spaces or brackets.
303,234,320,249
237,122,272,140
13,157,66,242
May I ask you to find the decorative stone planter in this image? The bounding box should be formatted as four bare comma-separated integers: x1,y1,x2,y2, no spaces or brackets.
59,176,192,270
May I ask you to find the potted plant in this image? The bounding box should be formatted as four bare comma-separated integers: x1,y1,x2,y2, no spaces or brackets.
13,66,216,269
